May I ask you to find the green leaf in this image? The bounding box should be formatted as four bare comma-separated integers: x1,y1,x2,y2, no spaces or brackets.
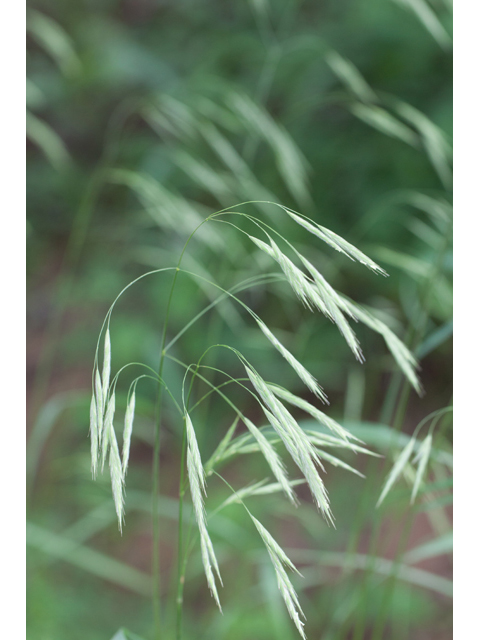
26,9,81,77
288,550,452,597
27,522,151,596
405,531,453,564
392,0,452,51
26,111,71,170
416,321,453,359
350,104,419,147
326,50,378,103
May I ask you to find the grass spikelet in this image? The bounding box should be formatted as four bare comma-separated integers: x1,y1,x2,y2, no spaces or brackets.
314,449,365,477
337,296,422,394
249,234,364,362
254,402,333,524
101,392,115,472
297,254,356,320
377,436,416,507
185,414,206,493
243,416,297,504
411,433,432,503
94,368,103,436
244,362,333,521
244,366,313,454
305,431,378,456
250,515,306,639
297,255,364,362
89,395,98,477
108,421,124,531
255,318,327,401
295,447,333,525
122,390,136,477
205,417,239,475
248,235,314,310
251,515,302,575
284,208,388,275
268,385,359,443
218,479,305,511
102,328,111,401
185,413,222,609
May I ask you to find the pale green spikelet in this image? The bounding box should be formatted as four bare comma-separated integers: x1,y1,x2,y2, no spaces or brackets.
249,234,364,362
205,417,239,475
108,421,124,531
285,208,388,275
248,236,314,310
377,436,416,507
122,390,136,477
185,413,222,609
337,296,422,394
255,318,328,401
102,392,115,472
297,255,364,362
268,385,359,443
185,413,206,493
305,431,378,456
314,450,365,477
218,479,305,511
89,394,98,477
250,515,306,639
411,433,433,503
243,416,297,504
244,364,333,524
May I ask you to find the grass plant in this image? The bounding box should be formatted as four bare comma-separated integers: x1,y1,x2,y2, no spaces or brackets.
89,201,424,639
27,3,452,638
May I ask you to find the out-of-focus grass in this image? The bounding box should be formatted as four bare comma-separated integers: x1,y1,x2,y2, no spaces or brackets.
27,1,452,638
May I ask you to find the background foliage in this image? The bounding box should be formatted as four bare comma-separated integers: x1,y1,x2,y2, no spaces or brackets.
27,1,452,639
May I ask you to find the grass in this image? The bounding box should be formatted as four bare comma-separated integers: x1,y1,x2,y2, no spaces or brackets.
27,2,452,638
88,200,435,639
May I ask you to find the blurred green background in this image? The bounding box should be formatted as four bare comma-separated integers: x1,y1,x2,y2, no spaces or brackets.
26,1,452,639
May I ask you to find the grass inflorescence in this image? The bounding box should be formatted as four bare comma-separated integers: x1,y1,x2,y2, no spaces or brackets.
89,202,422,638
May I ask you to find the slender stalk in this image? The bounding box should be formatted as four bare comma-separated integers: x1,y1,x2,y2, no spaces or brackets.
175,354,222,639
175,418,188,640
151,219,211,638
151,269,178,636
